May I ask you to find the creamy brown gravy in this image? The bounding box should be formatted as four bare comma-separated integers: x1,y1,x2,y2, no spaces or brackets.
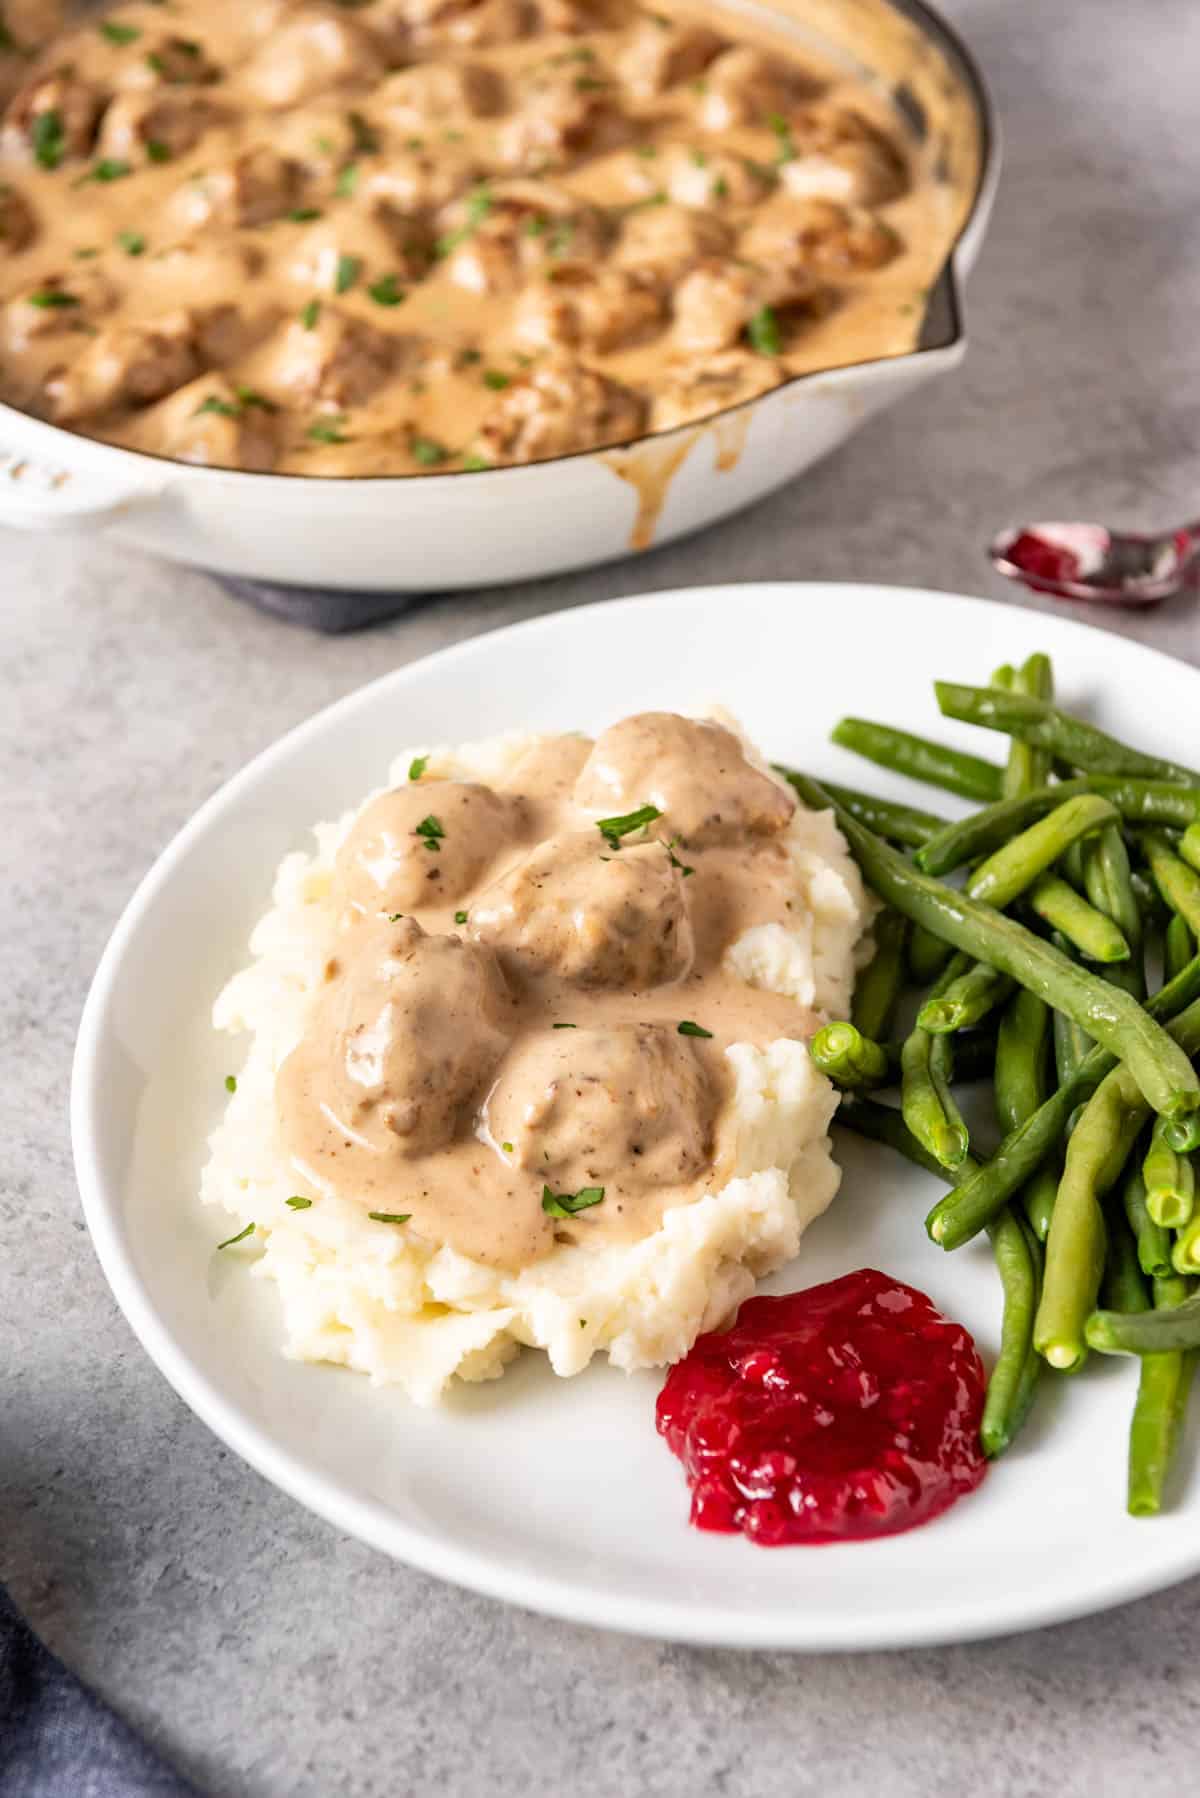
275,714,820,1271
0,0,960,475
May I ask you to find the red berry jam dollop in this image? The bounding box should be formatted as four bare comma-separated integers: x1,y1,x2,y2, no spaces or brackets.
656,1268,987,1545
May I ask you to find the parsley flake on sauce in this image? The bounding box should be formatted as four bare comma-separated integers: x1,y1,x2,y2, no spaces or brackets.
333,252,361,293
368,1211,412,1225
414,813,445,849
454,910,468,925
595,802,662,849
408,754,428,781
300,299,321,330
662,837,694,877
100,20,141,44
307,415,350,444
542,1185,605,1218
367,273,406,306
747,305,783,357
410,435,449,467
286,1196,313,1210
224,1074,237,1092
677,1020,713,1039
117,230,146,255
28,289,79,309
31,111,66,170
217,1222,255,1250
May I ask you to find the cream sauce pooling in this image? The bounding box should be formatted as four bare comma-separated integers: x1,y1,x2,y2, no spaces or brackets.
275,715,821,1271
0,0,959,476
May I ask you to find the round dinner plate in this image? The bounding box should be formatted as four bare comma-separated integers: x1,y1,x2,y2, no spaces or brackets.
72,582,1200,1651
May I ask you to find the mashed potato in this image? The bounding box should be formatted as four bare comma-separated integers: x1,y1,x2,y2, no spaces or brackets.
201,718,871,1405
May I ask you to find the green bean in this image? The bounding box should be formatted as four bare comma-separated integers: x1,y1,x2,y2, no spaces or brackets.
901,959,971,1170
1166,913,1196,984
1181,822,1200,874
810,1022,892,1090
908,922,953,985
1081,824,1145,996
934,682,1200,786
1143,829,1200,938
1143,1115,1196,1229
777,773,946,850
1123,1163,1174,1278
1051,935,1092,1086
981,1209,1043,1457
1023,1162,1060,1241
918,962,1012,1034
830,717,1005,802
1128,1305,1194,1518
1035,1064,1146,1370
789,775,1200,1126
925,967,1200,1250
851,909,907,1040
1172,1211,1200,1276
1132,869,1170,927
916,779,1200,877
1028,873,1130,963
1101,1193,1150,1315
1000,653,1055,799
833,1096,954,1180
995,986,1052,1132
1035,998,1200,1369
966,795,1120,908
1087,1286,1200,1353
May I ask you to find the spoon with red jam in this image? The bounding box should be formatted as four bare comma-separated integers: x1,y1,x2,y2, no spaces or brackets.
990,519,1200,605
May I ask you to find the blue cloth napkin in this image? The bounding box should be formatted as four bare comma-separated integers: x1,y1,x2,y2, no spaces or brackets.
0,1585,200,1797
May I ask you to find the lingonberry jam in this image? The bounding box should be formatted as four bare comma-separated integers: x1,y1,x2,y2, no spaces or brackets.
656,1268,987,1545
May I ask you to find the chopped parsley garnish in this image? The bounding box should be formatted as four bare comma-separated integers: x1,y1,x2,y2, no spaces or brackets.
335,160,359,197
414,813,445,848
574,74,606,92
689,148,708,168
767,111,797,164
662,837,694,877
31,111,66,171
333,252,360,294
217,1221,255,1250
523,213,547,237
100,20,141,44
595,801,662,849
454,910,468,925
627,189,667,211
288,206,323,222
461,453,491,471
367,272,406,306
711,175,729,199
78,158,133,184
407,754,428,781
28,289,79,309
300,299,321,330
145,139,171,162
746,304,782,357
405,136,425,150
501,1141,514,1153
410,435,449,467
235,385,276,412
677,1020,713,1038
547,219,575,257
286,1196,312,1210
307,415,350,444
116,230,146,255
348,110,379,154
552,1022,577,1029
542,1185,605,1218
193,394,240,418
73,247,100,259
482,369,509,390
224,1074,237,1091
434,183,492,258
368,1211,412,1224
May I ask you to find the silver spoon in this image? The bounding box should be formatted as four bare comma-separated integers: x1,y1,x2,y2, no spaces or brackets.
989,519,1200,606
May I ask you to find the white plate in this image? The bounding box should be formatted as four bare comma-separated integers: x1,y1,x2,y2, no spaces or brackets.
72,582,1200,1651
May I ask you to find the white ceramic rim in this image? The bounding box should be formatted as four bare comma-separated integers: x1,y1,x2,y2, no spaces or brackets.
71,583,1200,1650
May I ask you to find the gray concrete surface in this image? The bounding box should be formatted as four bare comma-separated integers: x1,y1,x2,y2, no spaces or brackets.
4,1,1200,1792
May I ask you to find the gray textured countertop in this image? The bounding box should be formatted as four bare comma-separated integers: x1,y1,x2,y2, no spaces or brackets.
5,2,1200,1792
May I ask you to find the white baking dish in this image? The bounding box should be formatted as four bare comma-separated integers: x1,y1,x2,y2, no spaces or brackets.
0,0,996,591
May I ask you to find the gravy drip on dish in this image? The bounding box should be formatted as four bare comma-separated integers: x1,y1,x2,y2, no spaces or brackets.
0,0,956,475
276,714,816,1269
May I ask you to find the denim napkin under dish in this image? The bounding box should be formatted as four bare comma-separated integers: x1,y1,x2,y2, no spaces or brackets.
0,1585,200,1798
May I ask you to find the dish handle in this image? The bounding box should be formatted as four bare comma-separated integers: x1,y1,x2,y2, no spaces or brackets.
0,438,160,532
